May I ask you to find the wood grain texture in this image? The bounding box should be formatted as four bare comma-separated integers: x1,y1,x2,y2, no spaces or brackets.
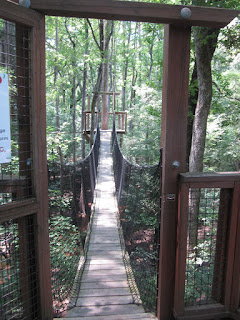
31,15,53,319
0,200,38,222
228,183,240,312
0,0,42,26
174,183,190,317
180,172,240,187
157,24,191,320
30,0,239,28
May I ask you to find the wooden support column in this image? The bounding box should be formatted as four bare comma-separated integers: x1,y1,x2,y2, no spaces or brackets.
31,15,53,320
157,24,191,320
227,182,240,313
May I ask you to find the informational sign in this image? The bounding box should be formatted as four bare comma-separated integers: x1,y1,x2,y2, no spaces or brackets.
0,73,11,163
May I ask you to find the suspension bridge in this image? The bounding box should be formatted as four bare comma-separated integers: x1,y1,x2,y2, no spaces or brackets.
60,130,158,319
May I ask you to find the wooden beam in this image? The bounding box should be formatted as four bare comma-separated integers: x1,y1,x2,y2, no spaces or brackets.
157,24,191,320
228,183,240,312
31,14,53,319
0,0,43,26
30,0,239,28
174,183,189,317
0,200,39,222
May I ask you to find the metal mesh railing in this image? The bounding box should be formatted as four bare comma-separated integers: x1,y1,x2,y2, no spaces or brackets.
112,116,161,313
0,20,33,205
0,215,39,320
48,127,100,316
185,187,225,306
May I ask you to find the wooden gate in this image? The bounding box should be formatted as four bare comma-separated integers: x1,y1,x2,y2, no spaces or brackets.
0,1,52,319
174,173,240,319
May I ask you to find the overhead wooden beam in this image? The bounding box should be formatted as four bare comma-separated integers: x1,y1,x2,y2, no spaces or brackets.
0,0,42,26
29,0,239,28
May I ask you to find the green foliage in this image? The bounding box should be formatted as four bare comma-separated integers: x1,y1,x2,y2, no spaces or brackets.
185,188,220,305
121,85,162,165
49,214,82,309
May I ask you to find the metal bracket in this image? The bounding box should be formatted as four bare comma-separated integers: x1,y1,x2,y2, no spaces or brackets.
166,194,176,202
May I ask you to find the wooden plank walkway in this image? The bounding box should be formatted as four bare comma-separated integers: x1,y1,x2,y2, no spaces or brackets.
61,131,157,320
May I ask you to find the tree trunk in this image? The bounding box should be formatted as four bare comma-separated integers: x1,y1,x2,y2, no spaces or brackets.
122,22,131,112
129,23,138,133
186,61,198,168
102,20,109,129
87,19,113,134
81,19,88,159
188,26,219,248
54,18,60,130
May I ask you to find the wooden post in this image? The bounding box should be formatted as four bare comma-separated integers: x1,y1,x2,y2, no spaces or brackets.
226,182,240,312
102,93,108,130
157,24,191,320
174,182,190,317
212,188,232,303
31,15,53,319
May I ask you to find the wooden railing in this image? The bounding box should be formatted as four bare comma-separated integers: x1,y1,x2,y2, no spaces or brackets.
83,111,98,134
174,172,240,320
110,111,127,133
83,111,127,134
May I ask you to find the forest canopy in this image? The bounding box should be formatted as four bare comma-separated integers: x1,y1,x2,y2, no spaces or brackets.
45,0,240,170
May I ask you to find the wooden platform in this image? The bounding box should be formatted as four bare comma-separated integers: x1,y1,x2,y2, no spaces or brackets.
61,131,157,319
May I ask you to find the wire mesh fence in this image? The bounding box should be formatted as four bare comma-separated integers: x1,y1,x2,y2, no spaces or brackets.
112,117,161,313
0,20,33,205
185,187,227,306
0,215,39,320
48,127,100,316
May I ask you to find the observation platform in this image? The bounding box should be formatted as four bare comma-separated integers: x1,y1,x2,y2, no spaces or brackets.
62,131,157,320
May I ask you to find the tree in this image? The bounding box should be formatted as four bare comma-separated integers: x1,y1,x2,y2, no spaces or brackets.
189,26,220,173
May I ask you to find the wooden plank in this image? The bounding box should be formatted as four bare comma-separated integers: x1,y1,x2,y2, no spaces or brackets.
174,183,189,316
86,258,124,265
30,0,239,28
0,0,42,26
79,287,132,297
31,15,53,319
83,268,127,276
89,238,120,244
157,24,191,320
88,243,122,250
65,304,146,318
87,250,122,257
80,274,128,283
85,263,125,271
212,189,232,303
80,281,129,290
0,200,38,222
56,314,157,320
180,172,240,185
76,295,134,307
229,183,240,312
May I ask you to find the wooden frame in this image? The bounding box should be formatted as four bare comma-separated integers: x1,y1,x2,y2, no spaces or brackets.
0,1,52,319
2,1,239,320
174,173,240,320
30,0,239,28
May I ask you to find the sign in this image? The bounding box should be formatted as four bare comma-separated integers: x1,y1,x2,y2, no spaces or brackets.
0,73,11,163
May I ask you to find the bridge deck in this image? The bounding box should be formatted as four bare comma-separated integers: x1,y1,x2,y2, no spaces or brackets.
62,131,157,319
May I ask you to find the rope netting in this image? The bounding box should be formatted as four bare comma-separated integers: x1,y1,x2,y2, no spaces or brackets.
48,127,100,316
112,117,162,313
